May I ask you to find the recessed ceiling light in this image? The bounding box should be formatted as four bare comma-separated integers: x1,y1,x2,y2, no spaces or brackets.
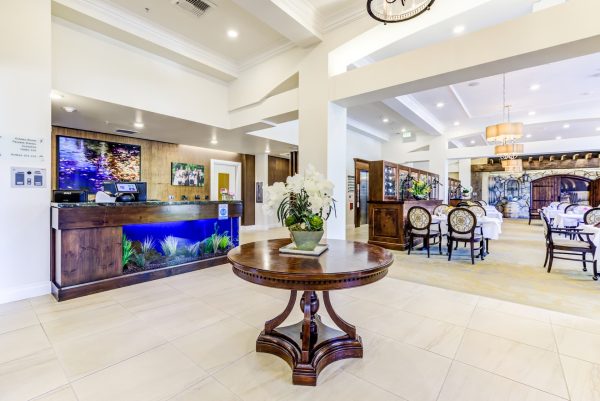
50,91,63,100
528,111,536,116
563,123,570,129
382,117,389,123
526,134,532,138
530,84,541,91
470,140,475,144
453,25,465,34
453,121,460,126
62,106,76,113
227,29,238,39
436,102,445,108
556,136,562,140
133,122,144,129
210,139,218,145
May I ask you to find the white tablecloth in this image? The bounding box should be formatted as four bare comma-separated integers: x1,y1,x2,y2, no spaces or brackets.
553,213,584,228
432,215,502,240
542,208,560,219
577,224,600,260
483,206,503,221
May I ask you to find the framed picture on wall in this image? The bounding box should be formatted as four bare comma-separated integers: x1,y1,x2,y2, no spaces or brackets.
171,162,205,187
256,182,263,203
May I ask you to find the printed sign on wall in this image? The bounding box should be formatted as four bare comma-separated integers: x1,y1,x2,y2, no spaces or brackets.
0,135,46,162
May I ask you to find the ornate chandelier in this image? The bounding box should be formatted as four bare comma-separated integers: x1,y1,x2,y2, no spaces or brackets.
367,0,436,24
486,74,525,168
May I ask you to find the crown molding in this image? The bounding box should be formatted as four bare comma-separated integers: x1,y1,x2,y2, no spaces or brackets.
273,0,323,37
239,40,297,72
322,5,366,34
53,0,239,79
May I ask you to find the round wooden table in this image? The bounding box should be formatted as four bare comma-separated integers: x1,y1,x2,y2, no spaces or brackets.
227,238,393,386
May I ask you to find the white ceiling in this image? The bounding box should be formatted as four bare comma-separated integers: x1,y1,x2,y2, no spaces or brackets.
350,51,600,149
307,0,364,17
106,0,288,63
51,92,296,156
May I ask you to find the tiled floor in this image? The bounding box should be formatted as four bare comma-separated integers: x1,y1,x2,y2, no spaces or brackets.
2,222,600,400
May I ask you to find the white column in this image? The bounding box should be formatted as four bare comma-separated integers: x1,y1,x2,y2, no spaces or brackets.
0,1,52,303
298,49,347,239
428,137,449,202
254,154,279,229
458,159,472,188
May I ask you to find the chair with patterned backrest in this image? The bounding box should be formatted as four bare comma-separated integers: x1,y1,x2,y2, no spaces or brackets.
479,200,488,206
456,201,470,207
540,211,597,279
433,204,449,216
584,208,600,226
447,208,485,264
406,206,442,258
564,204,578,214
558,202,570,212
468,205,486,218
575,205,592,215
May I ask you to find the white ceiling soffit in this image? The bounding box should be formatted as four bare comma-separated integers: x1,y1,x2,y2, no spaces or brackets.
383,96,445,136
51,92,296,155
51,0,302,81
232,0,322,47
346,118,390,142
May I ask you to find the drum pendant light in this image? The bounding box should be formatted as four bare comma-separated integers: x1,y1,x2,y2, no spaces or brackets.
367,0,436,24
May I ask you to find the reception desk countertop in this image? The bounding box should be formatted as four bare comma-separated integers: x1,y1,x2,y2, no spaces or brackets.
51,200,241,208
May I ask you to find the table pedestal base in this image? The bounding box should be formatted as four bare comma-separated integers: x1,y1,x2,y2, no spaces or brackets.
256,290,362,386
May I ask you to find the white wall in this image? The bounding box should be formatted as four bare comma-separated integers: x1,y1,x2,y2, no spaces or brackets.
254,154,279,229
0,1,52,303
52,19,230,129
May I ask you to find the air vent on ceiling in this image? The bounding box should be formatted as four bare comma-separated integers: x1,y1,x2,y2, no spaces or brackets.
115,129,138,135
171,0,215,17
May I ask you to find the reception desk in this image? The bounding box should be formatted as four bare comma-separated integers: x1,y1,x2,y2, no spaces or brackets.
51,201,242,300
368,200,442,251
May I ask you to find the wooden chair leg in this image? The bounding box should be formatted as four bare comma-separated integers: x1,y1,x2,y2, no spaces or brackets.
582,252,587,272
426,236,430,258
543,247,549,268
593,260,598,281
438,234,442,255
448,238,452,261
547,249,554,273
486,239,490,254
408,235,412,255
470,241,475,265
480,240,485,260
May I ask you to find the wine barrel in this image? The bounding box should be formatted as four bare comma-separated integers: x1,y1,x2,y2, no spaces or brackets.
504,201,520,218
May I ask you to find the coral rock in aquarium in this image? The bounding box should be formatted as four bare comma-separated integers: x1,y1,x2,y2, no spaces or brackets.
121,218,239,273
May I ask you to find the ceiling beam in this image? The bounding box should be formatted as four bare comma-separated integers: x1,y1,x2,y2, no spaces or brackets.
232,0,322,47
383,96,444,136
331,0,600,106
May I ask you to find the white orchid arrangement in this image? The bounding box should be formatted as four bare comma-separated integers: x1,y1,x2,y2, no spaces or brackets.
264,164,336,232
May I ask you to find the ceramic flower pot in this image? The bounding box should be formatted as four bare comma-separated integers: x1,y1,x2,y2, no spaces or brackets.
290,230,324,251
413,194,428,200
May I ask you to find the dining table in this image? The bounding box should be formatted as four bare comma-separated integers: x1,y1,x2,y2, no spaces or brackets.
553,213,585,228
432,214,502,240
483,206,503,221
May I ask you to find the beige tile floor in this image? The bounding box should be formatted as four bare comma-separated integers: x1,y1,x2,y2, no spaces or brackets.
2,220,600,400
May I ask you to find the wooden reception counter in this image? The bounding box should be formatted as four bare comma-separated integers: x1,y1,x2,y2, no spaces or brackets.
51,201,242,301
368,200,442,251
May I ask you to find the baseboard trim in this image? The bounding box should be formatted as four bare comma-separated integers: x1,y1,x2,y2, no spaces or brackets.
0,281,51,304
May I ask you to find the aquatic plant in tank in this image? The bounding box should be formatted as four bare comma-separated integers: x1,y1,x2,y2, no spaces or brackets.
121,217,239,273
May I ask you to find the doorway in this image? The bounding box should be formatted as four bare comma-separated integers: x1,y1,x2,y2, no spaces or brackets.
354,159,370,228
210,160,241,201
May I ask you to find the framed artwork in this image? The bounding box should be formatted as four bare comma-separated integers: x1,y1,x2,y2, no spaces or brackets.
256,182,263,203
171,162,205,187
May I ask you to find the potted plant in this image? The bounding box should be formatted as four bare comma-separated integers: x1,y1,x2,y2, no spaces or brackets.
264,165,336,251
462,185,473,199
408,180,431,200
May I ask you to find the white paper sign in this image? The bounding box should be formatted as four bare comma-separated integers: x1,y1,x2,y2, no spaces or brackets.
0,135,46,162
218,204,229,220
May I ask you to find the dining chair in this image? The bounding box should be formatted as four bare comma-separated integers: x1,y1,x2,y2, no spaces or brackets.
528,208,541,225
558,202,570,212
406,206,442,258
433,204,449,216
447,208,485,264
584,208,600,225
469,205,492,253
479,200,488,206
540,212,597,280
564,204,578,213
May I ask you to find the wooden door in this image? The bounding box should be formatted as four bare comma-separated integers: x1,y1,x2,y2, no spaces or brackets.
530,176,560,211
590,178,600,207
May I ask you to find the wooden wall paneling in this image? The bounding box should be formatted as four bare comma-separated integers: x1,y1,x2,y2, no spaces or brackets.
289,151,299,176
268,156,290,186
51,126,242,201
591,179,600,207
241,154,256,226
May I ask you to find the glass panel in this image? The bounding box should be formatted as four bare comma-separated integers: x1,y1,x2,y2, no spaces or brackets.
121,217,239,274
384,165,397,198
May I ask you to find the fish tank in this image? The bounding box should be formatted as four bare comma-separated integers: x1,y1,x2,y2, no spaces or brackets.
121,217,239,273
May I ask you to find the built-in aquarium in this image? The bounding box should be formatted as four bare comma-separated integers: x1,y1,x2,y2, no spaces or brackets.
121,217,239,273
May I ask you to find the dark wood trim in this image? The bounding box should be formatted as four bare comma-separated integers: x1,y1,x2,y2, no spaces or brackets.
354,158,371,228
53,202,243,230
51,255,227,301
241,155,256,226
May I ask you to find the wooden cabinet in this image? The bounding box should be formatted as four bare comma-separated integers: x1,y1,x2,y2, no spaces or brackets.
448,178,461,201
530,175,591,211
369,161,440,202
